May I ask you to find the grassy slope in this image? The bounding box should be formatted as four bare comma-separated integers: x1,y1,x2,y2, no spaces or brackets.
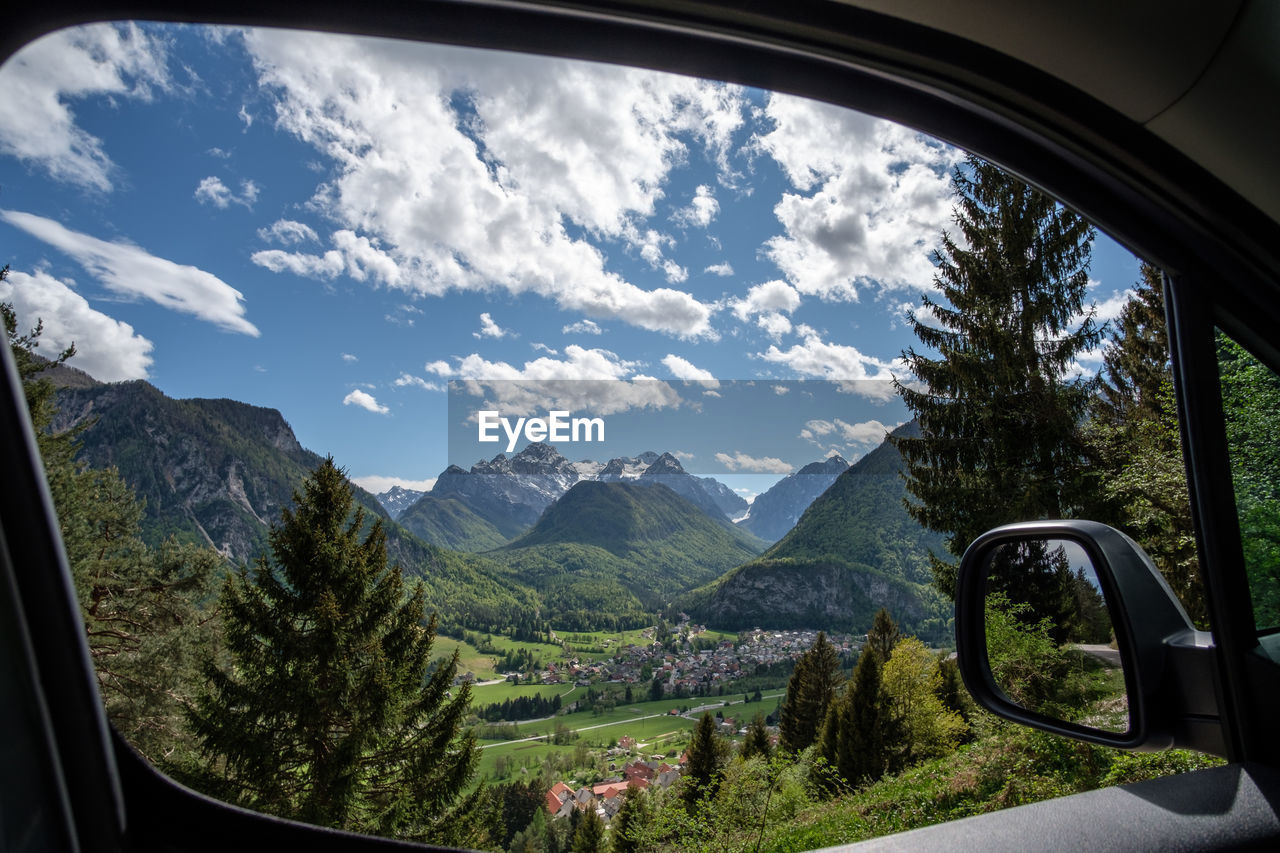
760,728,1222,852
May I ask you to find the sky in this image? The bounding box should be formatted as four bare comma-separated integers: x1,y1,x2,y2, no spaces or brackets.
0,22,1142,501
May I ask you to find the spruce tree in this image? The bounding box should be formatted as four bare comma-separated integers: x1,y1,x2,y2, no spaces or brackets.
682,712,725,809
610,787,649,853
740,713,772,761
1082,265,1205,624
570,807,605,853
893,155,1100,596
190,457,479,842
778,631,842,753
819,647,888,790
865,608,900,663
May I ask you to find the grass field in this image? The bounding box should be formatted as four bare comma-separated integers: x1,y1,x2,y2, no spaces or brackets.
433,633,566,680
554,627,738,661
468,679,583,706
471,690,786,783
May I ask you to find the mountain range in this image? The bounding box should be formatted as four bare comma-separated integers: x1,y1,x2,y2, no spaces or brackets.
45,365,948,637
47,371,538,629
396,443,756,552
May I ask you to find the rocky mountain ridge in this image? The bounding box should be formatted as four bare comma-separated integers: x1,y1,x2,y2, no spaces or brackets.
375,485,425,519
737,453,850,542
401,442,750,549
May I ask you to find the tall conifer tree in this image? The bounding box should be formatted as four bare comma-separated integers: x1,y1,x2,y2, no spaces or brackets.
190,458,480,843
1082,265,1205,624
819,646,888,790
893,155,1100,596
778,631,842,753
682,712,726,809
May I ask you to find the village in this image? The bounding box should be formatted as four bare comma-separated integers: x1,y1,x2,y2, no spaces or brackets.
528,626,860,824
526,625,859,697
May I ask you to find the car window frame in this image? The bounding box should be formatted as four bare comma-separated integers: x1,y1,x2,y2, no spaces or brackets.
4,1,1280,850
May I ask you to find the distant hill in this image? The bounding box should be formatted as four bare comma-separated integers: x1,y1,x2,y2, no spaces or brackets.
49,377,538,631
737,454,849,542
689,421,951,640
398,494,509,552
485,480,766,630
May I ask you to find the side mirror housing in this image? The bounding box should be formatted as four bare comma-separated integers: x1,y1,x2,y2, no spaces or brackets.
956,520,1224,755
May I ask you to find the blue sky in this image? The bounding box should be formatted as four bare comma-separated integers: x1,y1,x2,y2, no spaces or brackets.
0,23,1142,500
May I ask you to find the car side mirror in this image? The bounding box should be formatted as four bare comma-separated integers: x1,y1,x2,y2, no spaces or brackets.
955,520,1224,755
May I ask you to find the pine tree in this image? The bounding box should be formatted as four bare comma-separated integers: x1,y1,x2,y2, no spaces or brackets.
570,806,605,853
819,646,888,790
893,155,1100,596
610,787,649,853
778,631,842,753
682,712,726,809
740,713,772,761
1082,265,1205,625
189,457,480,842
865,608,900,663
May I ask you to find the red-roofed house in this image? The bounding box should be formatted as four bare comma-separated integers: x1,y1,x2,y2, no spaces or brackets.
546,782,574,815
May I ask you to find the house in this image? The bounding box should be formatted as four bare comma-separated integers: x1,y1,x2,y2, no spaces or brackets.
545,782,574,816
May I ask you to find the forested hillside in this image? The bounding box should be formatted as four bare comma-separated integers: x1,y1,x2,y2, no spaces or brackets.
485,480,765,630
689,422,949,638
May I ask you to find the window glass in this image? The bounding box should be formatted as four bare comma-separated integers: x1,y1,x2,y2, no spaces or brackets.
0,21,1221,851
1216,330,1280,640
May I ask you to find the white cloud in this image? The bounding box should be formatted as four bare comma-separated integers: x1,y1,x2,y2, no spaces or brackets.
243,31,743,338
342,352,358,362
755,93,961,300
1092,287,1132,324
252,247,345,279
0,23,169,191
756,312,793,341
451,345,682,416
800,417,899,450
772,385,789,395
473,311,511,339
662,353,718,385
673,185,719,228
531,342,558,355
731,280,802,321
194,176,259,209
351,474,436,494
238,104,253,128
343,389,389,414
704,262,734,277
563,319,603,336
393,373,443,391
661,259,688,284
258,219,319,245
1,209,259,336
672,450,695,460
757,326,898,401
0,269,153,381
715,451,794,474
424,360,453,376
